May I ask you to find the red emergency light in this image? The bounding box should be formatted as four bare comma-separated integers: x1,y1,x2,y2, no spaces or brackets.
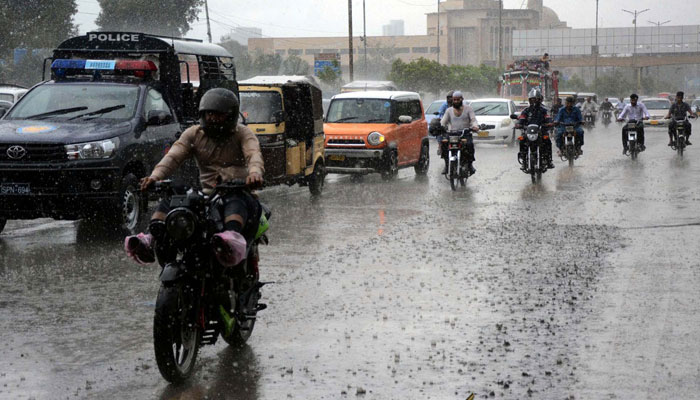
115,60,157,78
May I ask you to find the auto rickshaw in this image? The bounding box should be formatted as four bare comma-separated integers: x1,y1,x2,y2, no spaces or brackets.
238,76,325,195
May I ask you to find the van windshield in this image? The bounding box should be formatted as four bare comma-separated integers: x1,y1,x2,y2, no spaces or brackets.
7,84,139,121
239,91,283,124
326,99,392,123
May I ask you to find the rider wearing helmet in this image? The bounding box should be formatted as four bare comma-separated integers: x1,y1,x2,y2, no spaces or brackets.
554,96,585,156
515,88,555,169
437,90,455,118
125,88,265,266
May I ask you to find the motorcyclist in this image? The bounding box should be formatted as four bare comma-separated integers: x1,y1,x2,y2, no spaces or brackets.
617,93,649,155
600,98,613,113
124,88,265,266
581,97,598,123
615,97,626,117
516,88,555,169
554,96,584,156
665,91,696,146
437,90,454,118
440,90,478,175
550,97,563,116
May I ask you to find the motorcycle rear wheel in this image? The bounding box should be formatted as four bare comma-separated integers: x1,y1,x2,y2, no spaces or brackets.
153,284,201,383
222,278,258,347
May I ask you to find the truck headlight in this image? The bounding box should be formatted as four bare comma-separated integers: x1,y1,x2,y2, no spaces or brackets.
65,138,118,159
367,131,385,146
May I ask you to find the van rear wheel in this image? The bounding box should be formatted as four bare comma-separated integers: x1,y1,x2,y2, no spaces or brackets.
308,161,325,196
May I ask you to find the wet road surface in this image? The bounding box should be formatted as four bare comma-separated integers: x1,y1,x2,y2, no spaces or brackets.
1,122,699,399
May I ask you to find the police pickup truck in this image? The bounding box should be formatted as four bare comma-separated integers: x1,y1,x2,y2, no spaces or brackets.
0,32,238,234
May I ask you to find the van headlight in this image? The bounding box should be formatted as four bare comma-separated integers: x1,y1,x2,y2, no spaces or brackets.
367,131,385,146
65,138,118,159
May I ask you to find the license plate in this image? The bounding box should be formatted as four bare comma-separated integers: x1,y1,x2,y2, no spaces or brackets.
478,131,489,137
650,120,658,125
328,154,345,161
1,183,31,195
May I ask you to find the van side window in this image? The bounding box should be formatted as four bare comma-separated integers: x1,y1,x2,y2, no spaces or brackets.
410,100,423,120
144,88,172,116
395,100,411,119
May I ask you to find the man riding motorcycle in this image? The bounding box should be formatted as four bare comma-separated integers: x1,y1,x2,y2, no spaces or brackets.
617,93,650,155
440,90,478,175
550,97,563,117
437,90,454,118
516,88,555,169
554,96,584,156
665,91,696,146
125,88,265,267
581,97,598,124
600,98,613,113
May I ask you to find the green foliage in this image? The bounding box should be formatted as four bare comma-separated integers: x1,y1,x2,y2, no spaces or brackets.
317,64,342,87
281,55,310,75
0,49,52,87
561,74,588,92
218,40,253,79
0,0,77,57
252,53,282,76
96,0,203,37
388,58,500,96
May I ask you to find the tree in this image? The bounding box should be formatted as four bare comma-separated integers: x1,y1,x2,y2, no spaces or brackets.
0,0,77,57
317,63,342,88
96,0,203,37
388,58,500,97
281,55,310,75
251,53,283,76
561,74,588,92
218,40,253,79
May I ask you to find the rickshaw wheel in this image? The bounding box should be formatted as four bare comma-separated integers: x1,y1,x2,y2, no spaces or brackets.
308,161,325,196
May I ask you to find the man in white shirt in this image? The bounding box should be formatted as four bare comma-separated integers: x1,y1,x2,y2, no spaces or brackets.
617,93,650,155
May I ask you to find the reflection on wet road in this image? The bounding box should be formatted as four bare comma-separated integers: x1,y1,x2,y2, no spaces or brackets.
1,122,700,398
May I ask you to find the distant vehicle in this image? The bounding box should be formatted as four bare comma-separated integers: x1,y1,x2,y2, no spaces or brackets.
0,100,12,113
340,80,398,93
642,97,672,126
499,59,558,112
468,98,518,145
324,90,429,179
0,84,28,105
575,92,598,108
608,97,621,107
691,99,700,115
558,91,577,102
424,100,443,133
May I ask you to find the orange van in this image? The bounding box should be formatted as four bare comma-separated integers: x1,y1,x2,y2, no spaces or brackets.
324,91,429,180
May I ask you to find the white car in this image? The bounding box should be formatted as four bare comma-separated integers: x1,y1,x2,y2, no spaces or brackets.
642,97,672,126
0,85,28,104
469,98,519,145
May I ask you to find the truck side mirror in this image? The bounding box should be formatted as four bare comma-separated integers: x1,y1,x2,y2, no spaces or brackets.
147,110,173,126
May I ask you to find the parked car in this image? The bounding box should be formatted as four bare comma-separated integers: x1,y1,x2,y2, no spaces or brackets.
691,99,700,116
0,84,28,105
424,100,443,134
468,98,518,145
642,97,672,126
324,91,429,180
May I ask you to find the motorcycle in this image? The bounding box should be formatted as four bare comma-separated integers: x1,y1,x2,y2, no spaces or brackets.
517,123,551,183
440,124,493,191
670,117,689,157
560,122,581,167
148,179,270,383
625,119,643,160
602,110,612,127
583,111,595,130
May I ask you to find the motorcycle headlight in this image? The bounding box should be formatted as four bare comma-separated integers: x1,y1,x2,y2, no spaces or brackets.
65,138,118,160
367,131,385,146
165,208,196,241
527,133,539,141
449,135,460,143
565,126,574,132
627,122,637,129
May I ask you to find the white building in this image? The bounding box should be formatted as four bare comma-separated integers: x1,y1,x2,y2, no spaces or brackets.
382,20,404,36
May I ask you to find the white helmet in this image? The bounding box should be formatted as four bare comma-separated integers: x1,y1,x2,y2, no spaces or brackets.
528,88,543,100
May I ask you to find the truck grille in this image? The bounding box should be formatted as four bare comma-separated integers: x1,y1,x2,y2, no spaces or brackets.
327,139,365,146
0,143,67,162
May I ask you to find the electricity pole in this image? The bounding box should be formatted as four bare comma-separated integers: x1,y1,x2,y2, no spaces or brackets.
436,0,440,64
648,19,670,81
498,0,503,71
623,8,649,93
363,0,367,78
204,0,212,43
348,0,354,82
594,0,598,95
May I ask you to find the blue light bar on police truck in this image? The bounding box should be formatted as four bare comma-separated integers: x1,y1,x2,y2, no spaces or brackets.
51,59,157,78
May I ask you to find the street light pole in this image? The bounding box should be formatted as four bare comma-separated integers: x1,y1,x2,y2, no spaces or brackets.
622,8,649,93
436,0,440,64
204,0,212,43
594,0,599,95
348,0,354,82
498,0,503,71
648,19,671,81
363,0,367,79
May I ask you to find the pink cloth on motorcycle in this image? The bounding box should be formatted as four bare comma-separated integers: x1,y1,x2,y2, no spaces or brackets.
124,233,155,264
213,230,247,267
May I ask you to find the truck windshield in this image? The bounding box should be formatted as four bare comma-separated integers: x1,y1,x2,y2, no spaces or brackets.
326,99,392,123
507,83,522,97
239,91,283,124
6,84,139,121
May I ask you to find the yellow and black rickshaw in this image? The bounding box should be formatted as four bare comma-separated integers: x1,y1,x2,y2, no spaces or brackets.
238,76,325,195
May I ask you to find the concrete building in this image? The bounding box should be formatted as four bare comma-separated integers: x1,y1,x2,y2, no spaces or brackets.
248,0,565,73
221,27,262,46
382,20,405,36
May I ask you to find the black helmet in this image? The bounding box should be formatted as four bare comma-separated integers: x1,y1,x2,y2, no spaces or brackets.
199,88,240,139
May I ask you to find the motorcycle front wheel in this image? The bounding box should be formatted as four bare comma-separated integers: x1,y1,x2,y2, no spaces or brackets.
629,140,638,160
449,160,458,191
529,150,537,184
678,135,684,157
153,283,201,383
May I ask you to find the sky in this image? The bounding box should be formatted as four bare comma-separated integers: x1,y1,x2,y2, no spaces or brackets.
73,0,700,43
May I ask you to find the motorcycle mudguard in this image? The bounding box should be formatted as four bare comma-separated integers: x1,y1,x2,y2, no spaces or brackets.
160,262,186,283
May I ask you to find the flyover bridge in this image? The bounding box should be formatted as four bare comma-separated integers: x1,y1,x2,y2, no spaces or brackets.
551,53,700,68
